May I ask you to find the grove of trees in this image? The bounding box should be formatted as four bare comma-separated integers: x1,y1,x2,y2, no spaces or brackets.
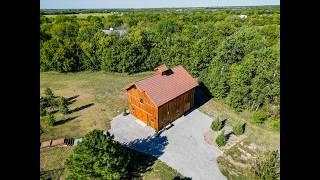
40,7,280,120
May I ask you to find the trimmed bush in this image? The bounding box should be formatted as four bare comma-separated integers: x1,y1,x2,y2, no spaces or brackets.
44,87,54,98
211,116,224,131
46,114,56,126
60,105,69,114
252,111,268,124
216,130,227,147
233,122,245,136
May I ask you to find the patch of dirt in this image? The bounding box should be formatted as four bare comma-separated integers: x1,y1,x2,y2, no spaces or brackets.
204,130,215,146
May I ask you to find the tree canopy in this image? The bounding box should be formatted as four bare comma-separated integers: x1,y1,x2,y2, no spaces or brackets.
40,7,280,114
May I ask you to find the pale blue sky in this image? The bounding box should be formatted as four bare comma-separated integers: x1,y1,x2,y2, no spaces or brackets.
40,0,279,9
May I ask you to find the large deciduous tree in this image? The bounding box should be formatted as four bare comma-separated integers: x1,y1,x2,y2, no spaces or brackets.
65,130,131,179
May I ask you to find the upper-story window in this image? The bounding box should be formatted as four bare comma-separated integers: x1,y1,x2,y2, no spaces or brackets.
140,98,144,104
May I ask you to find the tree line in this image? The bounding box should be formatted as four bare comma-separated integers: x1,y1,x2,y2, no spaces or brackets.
40,8,279,118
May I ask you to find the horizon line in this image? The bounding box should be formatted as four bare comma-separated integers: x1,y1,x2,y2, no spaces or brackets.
40,5,279,10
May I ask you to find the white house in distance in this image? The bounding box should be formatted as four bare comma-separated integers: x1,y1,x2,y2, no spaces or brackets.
101,26,129,37
239,14,248,19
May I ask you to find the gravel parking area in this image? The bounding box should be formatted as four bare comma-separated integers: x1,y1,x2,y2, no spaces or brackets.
108,109,226,180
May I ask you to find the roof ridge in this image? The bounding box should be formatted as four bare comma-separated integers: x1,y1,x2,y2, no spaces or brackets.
133,72,158,84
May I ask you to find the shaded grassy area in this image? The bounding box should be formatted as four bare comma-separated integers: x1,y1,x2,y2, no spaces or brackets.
128,148,183,180
40,71,183,179
40,146,182,180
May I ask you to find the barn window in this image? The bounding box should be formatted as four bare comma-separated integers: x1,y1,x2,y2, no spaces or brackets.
140,98,144,104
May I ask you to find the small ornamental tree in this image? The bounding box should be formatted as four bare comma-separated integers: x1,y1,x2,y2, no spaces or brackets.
40,104,47,116
216,130,227,147
65,130,131,179
233,122,245,136
252,111,268,124
56,96,66,107
211,116,224,131
60,105,69,115
252,150,280,180
46,114,55,126
56,96,69,114
44,87,54,98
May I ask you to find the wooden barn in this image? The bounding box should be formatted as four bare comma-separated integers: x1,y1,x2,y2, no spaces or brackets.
124,64,198,130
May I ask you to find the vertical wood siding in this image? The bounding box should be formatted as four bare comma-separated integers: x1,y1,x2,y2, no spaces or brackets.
127,86,158,129
158,88,195,129
127,86,195,130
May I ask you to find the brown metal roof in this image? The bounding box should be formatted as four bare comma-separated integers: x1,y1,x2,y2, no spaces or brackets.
125,64,198,107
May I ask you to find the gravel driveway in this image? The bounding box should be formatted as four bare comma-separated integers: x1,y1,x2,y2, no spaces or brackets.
108,109,226,180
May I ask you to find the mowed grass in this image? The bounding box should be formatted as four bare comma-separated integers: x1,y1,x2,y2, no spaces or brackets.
40,71,153,141
40,71,183,179
44,13,122,18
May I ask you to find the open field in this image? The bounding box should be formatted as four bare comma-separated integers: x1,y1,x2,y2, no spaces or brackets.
40,71,153,141
40,71,184,179
44,13,122,18
40,71,279,179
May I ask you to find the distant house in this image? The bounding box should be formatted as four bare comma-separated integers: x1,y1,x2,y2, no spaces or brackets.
239,15,248,19
101,26,128,37
124,64,198,130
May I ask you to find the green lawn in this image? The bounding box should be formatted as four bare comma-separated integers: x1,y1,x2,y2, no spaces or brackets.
40,71,182,179
40,71,154,141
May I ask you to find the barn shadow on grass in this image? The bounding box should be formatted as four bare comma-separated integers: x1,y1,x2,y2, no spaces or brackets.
126,135,168,178
194,82,212,109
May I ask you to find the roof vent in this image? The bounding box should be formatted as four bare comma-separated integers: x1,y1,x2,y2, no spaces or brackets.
155,64,170,75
